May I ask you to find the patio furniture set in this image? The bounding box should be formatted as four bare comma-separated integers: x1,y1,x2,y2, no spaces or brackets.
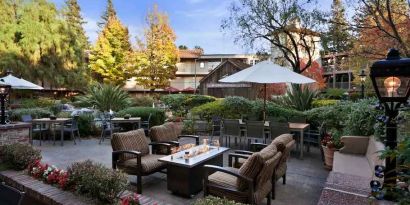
111,121,297,205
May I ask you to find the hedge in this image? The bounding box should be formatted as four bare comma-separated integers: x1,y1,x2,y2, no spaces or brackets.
19,97,56,108
116,107,165,126
8,108,52,121
161,94,215,115
311,99,339,108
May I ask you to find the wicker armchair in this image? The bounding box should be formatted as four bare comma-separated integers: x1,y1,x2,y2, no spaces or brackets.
149,122,199,154
111,129,172,194
203,144,282,205
231,134,295,199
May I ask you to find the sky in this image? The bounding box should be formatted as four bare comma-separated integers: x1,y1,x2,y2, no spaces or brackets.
51,0,333,54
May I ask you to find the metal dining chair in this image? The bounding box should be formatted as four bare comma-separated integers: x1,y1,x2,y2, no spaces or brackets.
21,115,48,146
267,121,291,141
0,182,25,205
62,115,81,144
99,114,121,144
244,121,267,147
210,116,222,138
222,119,244,147
141,113,152,135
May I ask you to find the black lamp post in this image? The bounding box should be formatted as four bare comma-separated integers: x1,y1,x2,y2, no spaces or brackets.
370,49,410,187
359,69,366,98
0,79,11,125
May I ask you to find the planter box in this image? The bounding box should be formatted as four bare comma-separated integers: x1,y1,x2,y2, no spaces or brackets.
0,170,166,205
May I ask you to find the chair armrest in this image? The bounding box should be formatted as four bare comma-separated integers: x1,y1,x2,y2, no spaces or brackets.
250,143,268,152
149,142,172,154
112,150,141,169
234,150,254,155
228,153,251,168
178,135,200,145
160,140,180,146
340,136,369,155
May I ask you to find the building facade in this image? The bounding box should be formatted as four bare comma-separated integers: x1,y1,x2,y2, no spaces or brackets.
321,52,354,90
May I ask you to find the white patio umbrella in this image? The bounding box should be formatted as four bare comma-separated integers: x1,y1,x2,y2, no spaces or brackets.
0,74,44,90
219,60,315,119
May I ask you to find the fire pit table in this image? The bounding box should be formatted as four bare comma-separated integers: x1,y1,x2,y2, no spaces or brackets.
158,145,229,197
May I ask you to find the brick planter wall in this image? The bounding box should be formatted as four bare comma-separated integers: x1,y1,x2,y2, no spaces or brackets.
0,123,31,146
0,170,167,205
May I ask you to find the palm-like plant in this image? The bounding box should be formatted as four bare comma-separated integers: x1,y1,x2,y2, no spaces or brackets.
274,84,317,111
77,83,132,112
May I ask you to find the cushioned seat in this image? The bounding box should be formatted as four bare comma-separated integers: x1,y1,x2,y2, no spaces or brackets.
118,154,166,175
209,168,239,189
333,152,372,178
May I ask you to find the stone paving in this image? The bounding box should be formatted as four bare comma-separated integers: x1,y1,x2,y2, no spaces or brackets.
34,137,328,205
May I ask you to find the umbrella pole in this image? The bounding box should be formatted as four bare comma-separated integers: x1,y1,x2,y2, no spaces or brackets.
263,84,267,121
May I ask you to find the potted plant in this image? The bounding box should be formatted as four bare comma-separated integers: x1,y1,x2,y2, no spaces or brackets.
321,130,343,170
124,114,131,119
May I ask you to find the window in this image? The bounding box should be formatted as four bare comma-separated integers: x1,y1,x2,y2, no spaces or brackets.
199,62,205,69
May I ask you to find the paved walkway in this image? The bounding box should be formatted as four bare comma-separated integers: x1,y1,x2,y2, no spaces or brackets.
34,138,328,205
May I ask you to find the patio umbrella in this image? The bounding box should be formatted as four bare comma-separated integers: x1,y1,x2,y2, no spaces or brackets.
164,86,180,94
219,60,315,119
0,74,43,90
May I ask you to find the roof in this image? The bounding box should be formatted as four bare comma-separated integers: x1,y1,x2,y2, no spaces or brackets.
0,74,43,90
199,59,250,83
178,49,203,59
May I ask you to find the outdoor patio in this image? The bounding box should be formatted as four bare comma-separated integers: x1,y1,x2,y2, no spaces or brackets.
35,137,328,205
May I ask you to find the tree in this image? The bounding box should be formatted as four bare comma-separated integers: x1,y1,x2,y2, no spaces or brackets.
134,5,178,91
62,0,90,88
222,0,323,73
89,16,132,85
194,45,204,53
322,0,353,52
99,0,117,27
353,0,410,58
178,45,188,50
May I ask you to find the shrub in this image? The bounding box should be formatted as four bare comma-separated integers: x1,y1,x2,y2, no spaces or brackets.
67,160,127,204
20,97,56,108
222,96,253,118
117,107,165,126
77,114,98,136
191,100,224,121
77,83,132,112
324,88,347,99
194,196,246,205
1,143,41,170
133,96,155,107
265,102,306,121
305,98,382,136
312,99,339,108
8,108,52,121
161,94,215,115
274,84,317,111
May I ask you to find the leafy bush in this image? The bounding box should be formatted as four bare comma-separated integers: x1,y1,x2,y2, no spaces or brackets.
67,160,127,204
133,96,155,107
305,98,382,136
8,108,52,121
161,94,215,115
77,83,132,112
274,84,317,111
0,143,41,170
194,196,246,205
324,88,347,99
117,107,165,126
222,96,253,118
77,114,98,136
191,100,224,121
20,97,56,108
312,99,339,108
265,102,306,121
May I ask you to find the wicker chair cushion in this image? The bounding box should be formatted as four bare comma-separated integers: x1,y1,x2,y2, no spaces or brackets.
209,168,239,190
259,144,277,160
253,181,272,204
256,152,281,189
272,134,293,152
111,129,149,161
275,163,287,180
118,154,166,175
237,153,264,191
150,125,176,142
163,122,183,138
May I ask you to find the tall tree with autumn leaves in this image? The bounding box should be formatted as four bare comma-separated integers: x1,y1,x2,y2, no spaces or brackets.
89,0,132,85
134,5,178,91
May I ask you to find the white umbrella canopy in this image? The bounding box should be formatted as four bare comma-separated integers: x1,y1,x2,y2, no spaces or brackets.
219,60,316,120
0,74,44,90
219,60,316,84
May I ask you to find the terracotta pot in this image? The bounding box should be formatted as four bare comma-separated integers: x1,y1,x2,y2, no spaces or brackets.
322,145,335,170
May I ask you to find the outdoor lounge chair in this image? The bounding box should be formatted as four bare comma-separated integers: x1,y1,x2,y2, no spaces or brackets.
0,182,25,205
230,134,295,199
111,129,172,194
203,142,282,205
149,122,199,154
